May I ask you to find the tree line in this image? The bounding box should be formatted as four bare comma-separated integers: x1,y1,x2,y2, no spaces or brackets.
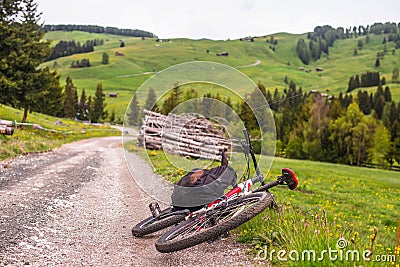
265,83,399,168
70,59,91,68
63,76,107,123
129,82,400,169
43,24,155,38
347,71,382,92
45,39,104,61
296,22,400,64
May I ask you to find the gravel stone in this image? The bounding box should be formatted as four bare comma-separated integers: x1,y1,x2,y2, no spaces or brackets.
0,137,258,266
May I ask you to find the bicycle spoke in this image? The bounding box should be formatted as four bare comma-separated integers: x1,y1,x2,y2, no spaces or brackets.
166,197,259,241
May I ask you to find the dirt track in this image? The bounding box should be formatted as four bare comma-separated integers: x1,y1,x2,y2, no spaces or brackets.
0,136,255,266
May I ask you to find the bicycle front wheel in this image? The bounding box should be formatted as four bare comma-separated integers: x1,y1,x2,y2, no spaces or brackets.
155,192,272,253
132,207,186,237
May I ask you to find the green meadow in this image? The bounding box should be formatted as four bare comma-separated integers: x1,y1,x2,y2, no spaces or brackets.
42,31,400,119
238,157,400,266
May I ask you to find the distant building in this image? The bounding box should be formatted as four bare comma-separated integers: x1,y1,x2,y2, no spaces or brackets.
109,92,118,98
216,52,229,56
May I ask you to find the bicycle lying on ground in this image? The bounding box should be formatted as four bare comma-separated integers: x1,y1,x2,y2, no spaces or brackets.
132,128,298,253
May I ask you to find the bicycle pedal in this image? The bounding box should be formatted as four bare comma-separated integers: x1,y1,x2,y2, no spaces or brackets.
149,202,161,218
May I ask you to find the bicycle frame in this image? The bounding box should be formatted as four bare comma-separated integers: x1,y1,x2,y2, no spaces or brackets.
183,128,292,219
133,128,297,241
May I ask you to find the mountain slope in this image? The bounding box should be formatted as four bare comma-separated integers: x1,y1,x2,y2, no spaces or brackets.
42,30,400,118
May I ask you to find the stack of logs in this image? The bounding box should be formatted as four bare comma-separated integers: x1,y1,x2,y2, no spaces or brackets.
0,120,14,136
138,109,230,161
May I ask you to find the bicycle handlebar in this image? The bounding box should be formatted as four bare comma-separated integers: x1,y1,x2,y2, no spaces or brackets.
253,180,280,193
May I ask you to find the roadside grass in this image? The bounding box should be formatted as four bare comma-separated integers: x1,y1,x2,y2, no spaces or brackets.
236,157,400,266
0,104,120,161
125,143,400,266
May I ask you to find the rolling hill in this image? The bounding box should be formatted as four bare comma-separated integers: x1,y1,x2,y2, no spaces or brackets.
42,29,400,119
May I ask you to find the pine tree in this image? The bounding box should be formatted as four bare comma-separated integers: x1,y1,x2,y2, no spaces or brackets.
239,98,257,131
357,39,363,49
375,85,384,102
389,102,398,128
144,88,158,111
63,76,77,118
77,88,87,120
369,93,374,108
102,52,109,64
271,88,281,111
257,81,267,98
309,40,321,60
357,90,371,114
87,96,92,119
296,39,310,65
32,68,64,117
374,95,385,119
384,86,392,102
91,83,107,123
381,76,386,85
127,93,140,126
161,84,182,114
347,76,360,92
392,67,399,83
224,96,234,120
375,58,381,67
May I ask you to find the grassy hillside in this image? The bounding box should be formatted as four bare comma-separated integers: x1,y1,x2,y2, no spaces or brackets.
0,104,119,160
43,30,400,119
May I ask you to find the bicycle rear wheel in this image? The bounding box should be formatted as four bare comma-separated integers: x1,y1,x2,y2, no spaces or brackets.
155,192,272,253
132,207,186,237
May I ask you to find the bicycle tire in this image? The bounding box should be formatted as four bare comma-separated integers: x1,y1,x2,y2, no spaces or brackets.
132,208,186,237
155,192,272,253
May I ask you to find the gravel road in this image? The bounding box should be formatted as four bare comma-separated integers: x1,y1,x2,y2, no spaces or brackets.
0,136,256,266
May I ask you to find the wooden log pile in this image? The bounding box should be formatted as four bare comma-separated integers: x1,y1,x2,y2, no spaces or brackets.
138,109,231,161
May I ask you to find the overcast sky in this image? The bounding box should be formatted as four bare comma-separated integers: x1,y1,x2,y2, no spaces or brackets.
37,0,400,40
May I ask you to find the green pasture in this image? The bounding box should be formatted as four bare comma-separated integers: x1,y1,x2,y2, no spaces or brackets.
42,31,400,120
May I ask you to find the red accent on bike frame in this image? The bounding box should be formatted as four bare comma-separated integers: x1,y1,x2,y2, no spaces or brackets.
207,186,242,208
283,168,298,190
226,186,242,198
